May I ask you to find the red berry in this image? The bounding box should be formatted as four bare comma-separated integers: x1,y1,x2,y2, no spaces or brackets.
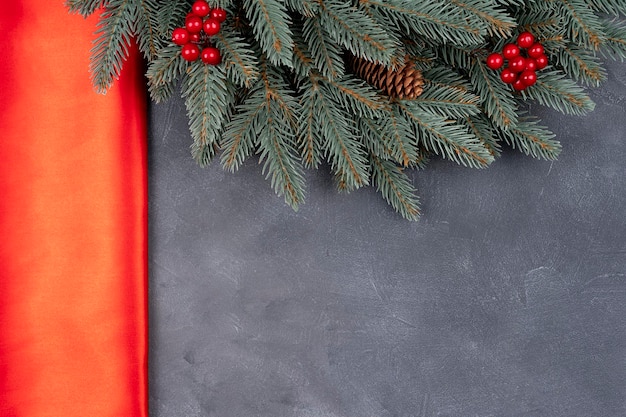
502,43,520,59
172,28,189,46
189,32,201,43
500,68,517,84
528,43,545,58
508,56,526,73
192,0,210,17
520,70,537,86
203,18,221,36
201,47,222,65
516,32,535,48
210,8,227,23
181,43,200,61
486,53,504,70
525,59,537,71
185,15,203,34
535,54,548,69
512,79,526,91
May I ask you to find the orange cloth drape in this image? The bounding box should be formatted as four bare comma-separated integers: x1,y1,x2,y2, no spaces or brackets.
0,3,147,417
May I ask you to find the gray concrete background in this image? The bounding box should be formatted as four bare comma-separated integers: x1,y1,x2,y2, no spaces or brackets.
148,60,626,416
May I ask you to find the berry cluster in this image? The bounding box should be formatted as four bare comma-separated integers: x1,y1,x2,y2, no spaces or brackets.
486,32,548,91
171,1,227,65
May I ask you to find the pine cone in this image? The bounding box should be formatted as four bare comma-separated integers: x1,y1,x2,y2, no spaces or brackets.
350,56,424,99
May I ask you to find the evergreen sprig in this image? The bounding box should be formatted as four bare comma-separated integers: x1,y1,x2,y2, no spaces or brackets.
244,0,294,67
69,0,626,220
501,119,562,160
90,0,136,93
182,61,234,165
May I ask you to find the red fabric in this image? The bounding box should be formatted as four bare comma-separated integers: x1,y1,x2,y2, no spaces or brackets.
0,3,147,417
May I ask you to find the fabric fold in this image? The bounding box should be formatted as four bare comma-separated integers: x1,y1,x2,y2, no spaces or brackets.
0,3,147,417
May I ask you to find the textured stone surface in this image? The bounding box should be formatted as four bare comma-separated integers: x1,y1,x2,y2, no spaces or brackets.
148,60,626,417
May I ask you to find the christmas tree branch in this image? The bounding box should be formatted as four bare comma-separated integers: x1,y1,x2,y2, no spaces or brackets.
317,74,389,118
146,45,187,102
559,0,605,49
501,119,561,160
557,45,606,86
370,154,421,221
244,0,294,66
399,103,493,168
448,0,515,37
469,60,518,130
319,0,396,64
302,16,345,80
463,115,501,158
523,71,595,115
90,0,135,93
214,27,260,87
66,0,108,16
383,106,419,167
135,0,159,59
360,0,484,45
182,62,233,165
300,77,370,188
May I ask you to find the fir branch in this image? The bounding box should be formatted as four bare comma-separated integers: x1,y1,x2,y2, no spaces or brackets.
413,82,481,119
90,0,136,93
146,45,187,103
370,155,421,221
423,66,473,91
223,65,306,210
134,0,160,59
399,103,494,168
601,19,626,61
221,86,265,171
555,45,606,86
298,77,370,187
297,79,325,168
360,0,485,46
401,41,437,71
448,0,515,38
214,26,260,88
222,62,305,207
317,74,389,119
360,1,406,67
434,44,475,69
66,0,107,17
358,117,395,160
291,25,315,77
257,102,306,209
523,71,595,115
154,0,188,36
303,16,345,80
516,6,565,40
469,59,518,130
319,0,397,65
243,0,294,67
558,0,606,49
585,0,626,17
209,0,234,8
414,147,430,170
463,114,501,158
181,62,233,165
501,119,562,160
284,0,319,17
257,67,306,208
381,106,420,167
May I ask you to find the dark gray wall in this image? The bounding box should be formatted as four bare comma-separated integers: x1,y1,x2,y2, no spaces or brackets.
148,61,626,417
